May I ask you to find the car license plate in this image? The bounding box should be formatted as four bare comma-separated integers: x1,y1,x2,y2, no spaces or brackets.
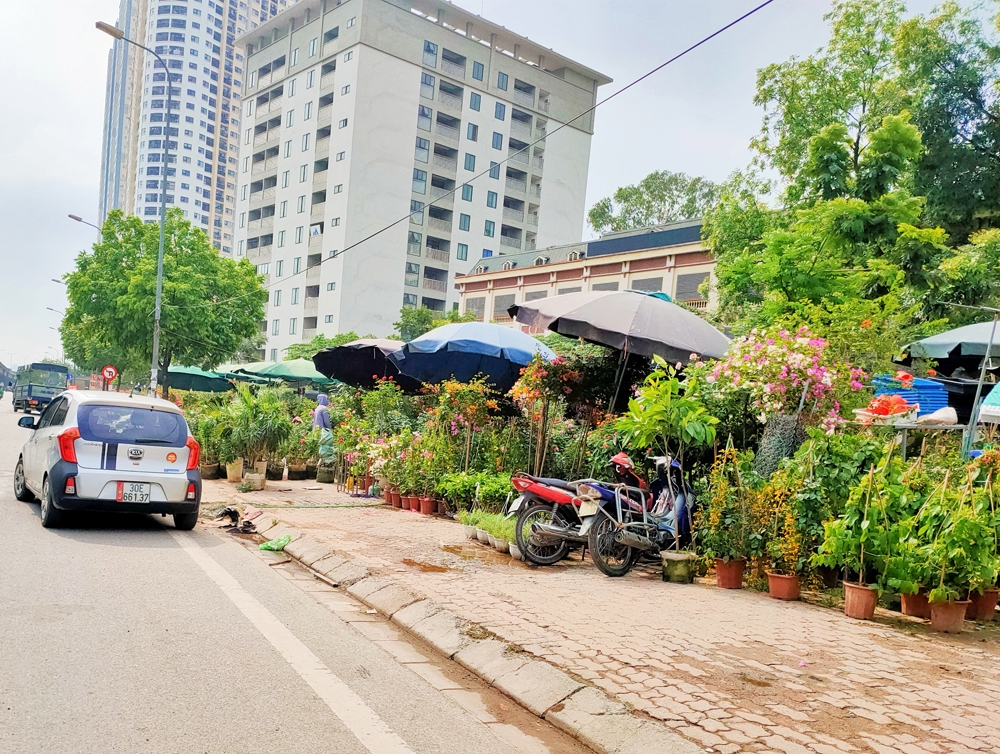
578,500,599,517
509,494,525,513
117,482,151,503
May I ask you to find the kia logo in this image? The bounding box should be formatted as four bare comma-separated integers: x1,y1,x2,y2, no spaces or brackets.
128,448,144,460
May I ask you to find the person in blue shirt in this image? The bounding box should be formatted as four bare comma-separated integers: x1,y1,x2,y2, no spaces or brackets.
313,394,331,429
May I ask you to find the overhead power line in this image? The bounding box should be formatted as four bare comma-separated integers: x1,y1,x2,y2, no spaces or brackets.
164,0,778,311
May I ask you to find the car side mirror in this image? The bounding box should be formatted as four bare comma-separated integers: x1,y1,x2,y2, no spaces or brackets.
18,417,37,430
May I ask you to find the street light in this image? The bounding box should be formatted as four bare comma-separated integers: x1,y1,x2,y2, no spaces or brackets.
51,279,65,285
97,20,173,395
47,307,64,315
68,214,102,233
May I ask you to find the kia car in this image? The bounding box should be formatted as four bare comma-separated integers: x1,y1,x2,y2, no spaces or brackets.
14,391,201,529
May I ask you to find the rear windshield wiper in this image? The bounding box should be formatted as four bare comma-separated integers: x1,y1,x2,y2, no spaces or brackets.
132,438,173,444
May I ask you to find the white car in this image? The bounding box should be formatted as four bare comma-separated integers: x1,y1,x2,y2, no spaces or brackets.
14,391,201,529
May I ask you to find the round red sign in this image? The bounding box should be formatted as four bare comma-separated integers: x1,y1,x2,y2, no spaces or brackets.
101,365,118,381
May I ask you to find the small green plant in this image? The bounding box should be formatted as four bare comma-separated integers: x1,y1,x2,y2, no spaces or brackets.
236,481,255,493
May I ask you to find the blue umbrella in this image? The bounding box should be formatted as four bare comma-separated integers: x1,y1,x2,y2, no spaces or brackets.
389,322,556,392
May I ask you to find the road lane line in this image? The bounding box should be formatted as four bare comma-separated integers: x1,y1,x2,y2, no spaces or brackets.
169,530,415,754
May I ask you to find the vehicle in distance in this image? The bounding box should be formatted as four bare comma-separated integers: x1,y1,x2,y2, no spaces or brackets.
14,390,201,529
12,362,69,413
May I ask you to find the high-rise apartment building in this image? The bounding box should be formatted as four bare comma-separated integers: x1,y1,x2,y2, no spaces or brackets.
231,0,610,358
98,0,297,254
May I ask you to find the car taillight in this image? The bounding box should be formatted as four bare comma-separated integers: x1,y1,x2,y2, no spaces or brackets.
58,428,80,463
64,476,76,496
186,482,197,501
185,436,200,470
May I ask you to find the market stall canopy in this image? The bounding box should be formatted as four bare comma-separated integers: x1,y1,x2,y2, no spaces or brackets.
388,322,556,393
232,361,272,375
166,365,233,393
509,290,730,363
246,358,334,385
906,321,1000,360
312,338,422,392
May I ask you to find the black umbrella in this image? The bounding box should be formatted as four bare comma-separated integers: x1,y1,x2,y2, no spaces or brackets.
312,339,422,392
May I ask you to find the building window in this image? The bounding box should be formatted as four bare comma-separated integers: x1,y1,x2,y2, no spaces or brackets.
484,220,495,237
297,196,306,212
329,249,339,258
464,153,475,171
307,70,315,88
289,79,297,97
336,151,345,161
592,281,620,292
457,242,468,261
459,213,470,231
239,212,246,228
333,184,343,193
341,84,350,95
275,260,284,276
327,282,336,291
497,71,508,90
304,101,313,120
495,102,505,121
492,132,503,150
238,240,245,256
423,40,438,67
417,105,432,131
289,318,297,335
273,289,282,306
280,200,287,217
470,92,481,111
466,123,478,142
461,184,473,201
338,118,348,129
295,226,304,243
301,133,311,151
281,170,290,188
308,38,318,57
299,165,308,182
410,200,424,224
405,262,420,287
482,249,493,257
277,230,286,247
486,190,497,208
290,287,300,304
271,319,280,335
344,51,353,61
403,293,418,306
331,217,340,227
284,140,292,157
414,136,429,163
489,162,500,179
324,314,334,323
347,16,356,27
291,48,299,66
412,168,427,194
420,72,435,99
472,61,484,81
286,109,294,127
631,276,663,292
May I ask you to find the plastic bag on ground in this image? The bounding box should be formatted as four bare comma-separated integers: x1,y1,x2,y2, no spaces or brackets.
259,534,291,551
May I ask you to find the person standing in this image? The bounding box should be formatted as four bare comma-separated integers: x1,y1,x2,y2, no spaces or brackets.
313,394,331,430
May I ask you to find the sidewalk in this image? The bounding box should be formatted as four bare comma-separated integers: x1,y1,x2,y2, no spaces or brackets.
203,480,1000,754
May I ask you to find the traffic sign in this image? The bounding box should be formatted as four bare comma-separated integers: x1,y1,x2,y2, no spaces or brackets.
101,365,118,382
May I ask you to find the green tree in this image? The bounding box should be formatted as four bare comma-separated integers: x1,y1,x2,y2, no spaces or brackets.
62,209,267,392
393,306,476,341
587,170,717,233
284,331,371,360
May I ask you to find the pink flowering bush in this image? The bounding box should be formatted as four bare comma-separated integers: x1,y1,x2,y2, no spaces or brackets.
703,326,866,433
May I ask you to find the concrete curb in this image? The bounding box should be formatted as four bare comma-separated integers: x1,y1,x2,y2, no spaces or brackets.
256,520,701,754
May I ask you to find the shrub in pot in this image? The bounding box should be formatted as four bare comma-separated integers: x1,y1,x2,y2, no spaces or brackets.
763,468,808,601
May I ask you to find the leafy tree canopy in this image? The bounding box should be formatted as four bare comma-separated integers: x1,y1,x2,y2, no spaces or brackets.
284,331,373,360
62,209,267,389
587,170,718,233
393,306,476,341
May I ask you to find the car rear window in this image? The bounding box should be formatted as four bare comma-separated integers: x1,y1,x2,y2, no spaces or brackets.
77,405,188,447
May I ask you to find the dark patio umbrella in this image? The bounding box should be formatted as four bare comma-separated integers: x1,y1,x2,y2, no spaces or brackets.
313,338,422,392
509,290,730,363
388,322,556,393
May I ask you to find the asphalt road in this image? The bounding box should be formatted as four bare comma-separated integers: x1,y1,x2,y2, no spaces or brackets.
0,396,585,754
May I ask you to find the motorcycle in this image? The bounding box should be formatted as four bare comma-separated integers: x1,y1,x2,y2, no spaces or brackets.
508,472,612,566
587,453,696,577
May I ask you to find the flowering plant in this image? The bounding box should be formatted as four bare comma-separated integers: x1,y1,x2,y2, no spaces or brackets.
705,326,865,432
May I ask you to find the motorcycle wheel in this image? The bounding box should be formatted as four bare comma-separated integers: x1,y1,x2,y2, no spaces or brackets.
515,503,571,566
588,515,637,577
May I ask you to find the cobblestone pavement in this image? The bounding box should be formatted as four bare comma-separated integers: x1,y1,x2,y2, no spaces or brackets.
204,481,1000,754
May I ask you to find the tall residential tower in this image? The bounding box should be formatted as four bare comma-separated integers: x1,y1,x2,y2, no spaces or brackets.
98,0,297,253
231,0,610,358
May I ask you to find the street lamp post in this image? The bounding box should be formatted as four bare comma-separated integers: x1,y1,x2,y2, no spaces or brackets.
68,214,102,233
97,21,173,395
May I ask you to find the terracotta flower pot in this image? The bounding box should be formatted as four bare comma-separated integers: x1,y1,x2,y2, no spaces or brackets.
900,592,931,619
364,475,373,491
966,589,998,622
409,496,421,512
843,582,878,620
714,558,746,589
767,572,801,601
930,599,970,633
419,496,435,515
390,490,401,507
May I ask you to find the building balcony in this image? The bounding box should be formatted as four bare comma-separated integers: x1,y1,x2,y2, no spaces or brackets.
438,90,463,112
528,213,539,226
306,265,321,281
428,216,452,232
320,72,336,91
499,235,522,250
423,278,447,293
535,126,547,140
432,154,457,172
253,128,280,148
434,122,460,143
265,155,279,171
505,177,526,194
538,99,550,113
308,233,324,249
429,186,454,204
507,148,529,166
441,59,466,79
529,183,542,198
310,206,325,223
509,120,532,138
263,186,277,200
511,89,535,108
502,207,524,222
525,239,537,251
302,328,317,341
425,247,449,263
247,244,271,262
315,138,330,158
304,297,319,314
532,156,544,170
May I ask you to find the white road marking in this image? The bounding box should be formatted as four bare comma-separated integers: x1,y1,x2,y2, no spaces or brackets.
170,531,415,754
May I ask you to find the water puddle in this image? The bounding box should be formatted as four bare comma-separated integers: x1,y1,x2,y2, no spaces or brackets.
441,544,532,568
738,673,772,687
401,558,454,573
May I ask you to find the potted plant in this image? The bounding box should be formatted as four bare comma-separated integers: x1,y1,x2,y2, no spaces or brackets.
458,509,480,538
218,436,243,483
221,385,294,478
189,414,222,479
764,469,805,601
700,446,763,589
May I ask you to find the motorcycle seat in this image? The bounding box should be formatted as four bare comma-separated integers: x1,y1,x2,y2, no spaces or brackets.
521,474,576,491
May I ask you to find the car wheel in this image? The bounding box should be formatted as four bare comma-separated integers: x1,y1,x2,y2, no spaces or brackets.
173,510,199,530
14,458,35,502
39,476,65,529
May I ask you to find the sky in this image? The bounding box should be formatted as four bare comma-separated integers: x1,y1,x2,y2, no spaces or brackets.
0,0,940,368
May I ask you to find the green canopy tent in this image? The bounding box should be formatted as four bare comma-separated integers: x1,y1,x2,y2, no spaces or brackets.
166,366,234,393
246,358,334,386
